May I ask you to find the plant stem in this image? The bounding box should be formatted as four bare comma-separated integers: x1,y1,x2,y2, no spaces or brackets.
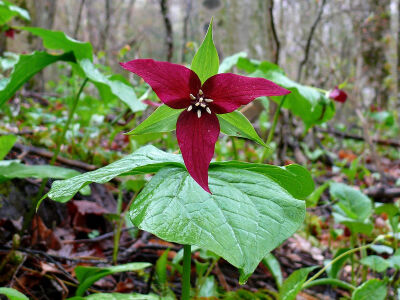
21,77,88,232
230,136,238,160
182,244,191,300
302,278,355,291
302,238,381,289
51,77,89,165
260,95,287,163
113,190,123,264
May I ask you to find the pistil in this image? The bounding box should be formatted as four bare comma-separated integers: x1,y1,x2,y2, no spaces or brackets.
189,89,214,118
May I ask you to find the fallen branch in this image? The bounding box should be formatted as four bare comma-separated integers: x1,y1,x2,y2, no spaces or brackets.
365,186,400,201
12,143,97,171
316,127,400,148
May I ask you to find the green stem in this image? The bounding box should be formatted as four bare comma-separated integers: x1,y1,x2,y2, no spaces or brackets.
51,77,89,165
230,136,238,160
113,190,124,264
302,237,381,289
182,245,191,300
21,78,88,232
260,95,287,163
302,278,355,291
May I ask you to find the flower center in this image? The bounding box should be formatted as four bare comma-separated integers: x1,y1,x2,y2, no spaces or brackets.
187,89,213,118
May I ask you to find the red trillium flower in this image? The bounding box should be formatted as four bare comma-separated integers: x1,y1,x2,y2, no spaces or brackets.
5,28,15,39
120,59,290,193
329,86,347,103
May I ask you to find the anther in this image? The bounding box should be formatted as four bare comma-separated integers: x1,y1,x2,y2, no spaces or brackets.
199,97,204,102
199,89,203,95
190,94,196,100
195,102,200,106
206,107,211,114
187,105,192,111
197,109,202,118
200,103,206,108
204,98,213,103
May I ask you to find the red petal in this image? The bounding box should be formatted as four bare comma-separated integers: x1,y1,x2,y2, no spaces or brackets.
176,110,220,193
120,59,201,109
201,73,291,114
329,86,347,103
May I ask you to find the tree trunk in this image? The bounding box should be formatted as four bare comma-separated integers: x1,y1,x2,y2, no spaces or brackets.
160,0,173,62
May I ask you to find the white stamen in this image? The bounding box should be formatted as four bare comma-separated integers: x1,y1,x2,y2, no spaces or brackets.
199,89,203,95
206,107,211,114
187,105,192,111
204,98,213,103
200,103,206,108
195,102,200,106
199,97,204,102
190,94,196,100
197,109,202,118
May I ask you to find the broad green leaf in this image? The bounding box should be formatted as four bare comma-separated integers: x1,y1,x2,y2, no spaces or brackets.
67,293,161,300
332,212,374,235
262,253,283,288
46,145,184,203
0,162,81,180
0,51,74,108
306,182,329,207
75,262,151,296
21,27,92,61
238,58,335,128
211,161,314,199
279,266,317,300
130,166,306,283
79,59,146,112
388,249,400,270
217,111,267,147
0,134,17,159
360,255,390,273
0,1,30,25
127,104,182,135
46,146,314,204
191,19,219,83
330,182,372,220
351,279,387,300
198,276,219,298
218,52,247,73
0,287,29,300
19,27,145,112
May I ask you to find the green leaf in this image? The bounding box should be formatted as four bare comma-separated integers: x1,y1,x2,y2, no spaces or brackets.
0,51,75,108
239,58,335,128
130,166,306,283
279,266,317,300
46,145,314,205
19,27,145,112
306,182,329,207
47,145,184,203
127,105,267,146
0,287,29,300
0,134,17,159
211,161,314,199
75,262,151,296
190,19,219,83
20,27,93,61
325,248,350,279
156,248,169,286
351,279,387,300
67,293,162,300
330,182,372,220
79,59,146,112
127,105,182,135
218,52,247,73
262,253,283,288
0,1,30,25
360,255,390,273
0,162,82,180
218,111,267,147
